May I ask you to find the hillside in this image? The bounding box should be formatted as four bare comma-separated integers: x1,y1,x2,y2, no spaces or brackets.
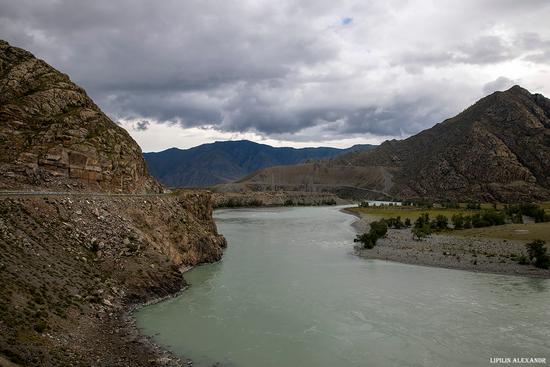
0,40,160,193
0,40,226,366
144,140,375,187
229,86,550,202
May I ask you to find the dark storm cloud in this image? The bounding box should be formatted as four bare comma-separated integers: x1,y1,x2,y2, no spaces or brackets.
1,0,548,143
134,120,150,131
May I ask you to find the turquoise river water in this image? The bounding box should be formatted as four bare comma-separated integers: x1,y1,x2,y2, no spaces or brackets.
136,206,550,367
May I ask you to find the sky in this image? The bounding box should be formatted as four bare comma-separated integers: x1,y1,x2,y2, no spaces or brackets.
1,0,550,152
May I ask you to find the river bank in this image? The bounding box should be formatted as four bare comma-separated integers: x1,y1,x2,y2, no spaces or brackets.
344,208,550,278
0,193,226,366
210,190,349,208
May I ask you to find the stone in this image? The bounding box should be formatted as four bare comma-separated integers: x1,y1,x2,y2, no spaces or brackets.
0,40,162,193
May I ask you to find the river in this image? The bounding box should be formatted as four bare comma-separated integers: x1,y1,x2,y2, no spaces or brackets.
136,206,550,367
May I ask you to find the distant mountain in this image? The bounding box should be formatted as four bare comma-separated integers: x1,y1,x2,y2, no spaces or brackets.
227,86,550,202
143,140,376,187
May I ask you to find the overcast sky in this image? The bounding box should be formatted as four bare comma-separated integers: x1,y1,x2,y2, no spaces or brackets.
1,0,550,151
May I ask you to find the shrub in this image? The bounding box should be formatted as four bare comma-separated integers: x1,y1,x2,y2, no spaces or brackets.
526,240,550,269
34,320,47,333
385,216,406,229
431,215,449,230
354,232,377,249
451,214,464,229
412,224,431,240
482,210,506,226
404,218,411,227
414,213,430,229
354,219,388,249
466,202,481,209
370,220,388,238
284,199,294,206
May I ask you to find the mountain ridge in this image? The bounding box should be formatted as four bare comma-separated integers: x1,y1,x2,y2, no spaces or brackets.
143,140,376,187
225,85,550,202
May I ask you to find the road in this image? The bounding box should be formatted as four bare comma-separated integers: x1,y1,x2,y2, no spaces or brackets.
0,191,172,197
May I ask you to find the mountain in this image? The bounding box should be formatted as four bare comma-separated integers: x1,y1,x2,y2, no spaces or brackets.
143,140,376,187
0,40,226,366
228,86,550,202
0,40,160,193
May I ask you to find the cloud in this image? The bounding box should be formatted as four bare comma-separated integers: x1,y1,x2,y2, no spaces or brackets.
134,120,150,131
1,0,549,148
482,77,517,94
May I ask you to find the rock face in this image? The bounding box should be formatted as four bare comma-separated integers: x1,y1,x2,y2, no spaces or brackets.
0,40,160,193
0,192,226,366
235,86,550,202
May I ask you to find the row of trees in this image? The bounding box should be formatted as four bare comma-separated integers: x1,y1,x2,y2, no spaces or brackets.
505,203,550,223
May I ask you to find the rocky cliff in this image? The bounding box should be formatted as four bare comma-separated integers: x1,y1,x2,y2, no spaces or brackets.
0,40,160,193
0,192,226,366
0,40,227,366
233,86,550,202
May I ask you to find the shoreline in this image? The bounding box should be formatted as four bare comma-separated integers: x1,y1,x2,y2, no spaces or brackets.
341,208,550,279
124,268,195,367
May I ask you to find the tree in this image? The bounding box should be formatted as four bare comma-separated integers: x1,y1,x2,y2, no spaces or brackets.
354,220,388,249
451,214,464,229
370,220,388,237
432,215,449,230
385,216,406,229
412,224,431,240
526,240,550,269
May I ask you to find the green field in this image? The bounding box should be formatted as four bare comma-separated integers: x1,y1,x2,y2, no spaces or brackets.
449,222,550,243
348,206,480,222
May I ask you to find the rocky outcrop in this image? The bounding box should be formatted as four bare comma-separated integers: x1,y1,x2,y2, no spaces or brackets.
0,40,161,193
236,86,550,202
0,41,227,366
0,191,226,366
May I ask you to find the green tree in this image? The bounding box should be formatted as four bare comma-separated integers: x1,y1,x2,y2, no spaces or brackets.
354,220,388,249
526,240,550,269
451,214,464,229
412,224,431,240
432,215,449,230
370,220,388,237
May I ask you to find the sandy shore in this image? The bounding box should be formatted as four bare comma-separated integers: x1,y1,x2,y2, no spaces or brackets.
343,208,550,279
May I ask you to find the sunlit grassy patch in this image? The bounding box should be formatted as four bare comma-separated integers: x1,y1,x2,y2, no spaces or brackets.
449,222,550,243
348,206,479,222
